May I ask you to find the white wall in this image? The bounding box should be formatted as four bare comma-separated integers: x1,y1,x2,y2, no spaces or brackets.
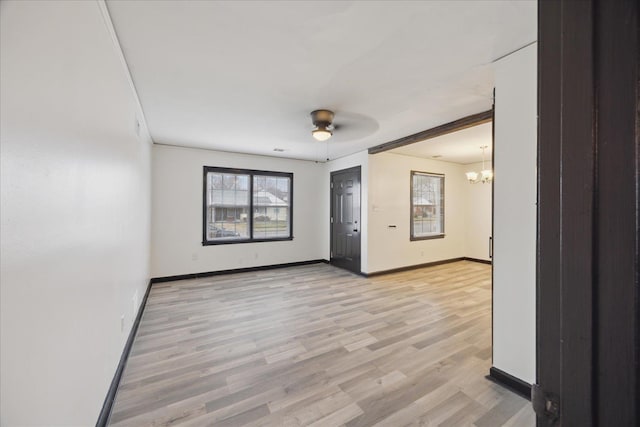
324,151,370,272
464,162,493,261
367,153,468,273
0,1,151,425
492,43,537,384
152,145,325,278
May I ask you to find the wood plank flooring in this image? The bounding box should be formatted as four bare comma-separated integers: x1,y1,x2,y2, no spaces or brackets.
108,261,534,426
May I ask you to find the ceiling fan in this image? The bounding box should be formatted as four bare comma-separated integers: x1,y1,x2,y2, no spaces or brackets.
308,109,379,145
310,109,336,141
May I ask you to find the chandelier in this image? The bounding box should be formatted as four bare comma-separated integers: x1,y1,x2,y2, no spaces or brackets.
465,145,493,184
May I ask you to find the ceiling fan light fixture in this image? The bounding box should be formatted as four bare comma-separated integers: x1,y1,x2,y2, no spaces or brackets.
312,126,332,141
310,109,335,141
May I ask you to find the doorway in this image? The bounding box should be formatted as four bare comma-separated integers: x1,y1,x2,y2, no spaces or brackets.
330,166,361,274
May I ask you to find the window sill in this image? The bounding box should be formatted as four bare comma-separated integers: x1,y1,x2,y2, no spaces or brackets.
410,234,445,241
202,236,294,246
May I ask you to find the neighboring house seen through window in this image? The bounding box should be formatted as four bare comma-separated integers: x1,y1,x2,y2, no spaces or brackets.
411,171,444,240
203,167,292,244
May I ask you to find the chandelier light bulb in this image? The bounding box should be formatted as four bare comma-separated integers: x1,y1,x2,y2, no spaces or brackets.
481,169,493,181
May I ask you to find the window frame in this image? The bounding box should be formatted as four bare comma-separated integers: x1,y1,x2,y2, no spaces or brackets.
410,170,445,241
202,166,293,245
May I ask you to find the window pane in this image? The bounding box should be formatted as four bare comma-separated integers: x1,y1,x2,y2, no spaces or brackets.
206,172,250,241
203,167,293,244
411,172,444,238
252,175,291,239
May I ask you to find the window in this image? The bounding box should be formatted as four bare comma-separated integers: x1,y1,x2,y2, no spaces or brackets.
411,171,444,240
203,167,292,244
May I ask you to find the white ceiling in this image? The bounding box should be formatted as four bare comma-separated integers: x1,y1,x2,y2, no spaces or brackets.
106,0,535,162
390,122,492,165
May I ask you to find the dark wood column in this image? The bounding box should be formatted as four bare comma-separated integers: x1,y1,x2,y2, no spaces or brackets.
537,0,639,426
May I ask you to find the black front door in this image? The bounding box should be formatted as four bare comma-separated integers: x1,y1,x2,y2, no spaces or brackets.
330,166,361,274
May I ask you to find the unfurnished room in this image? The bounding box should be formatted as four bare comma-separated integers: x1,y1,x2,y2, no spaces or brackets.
1,1,638,427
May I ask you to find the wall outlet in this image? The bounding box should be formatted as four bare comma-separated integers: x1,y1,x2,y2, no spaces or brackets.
191,253,198,261
120,315,125,332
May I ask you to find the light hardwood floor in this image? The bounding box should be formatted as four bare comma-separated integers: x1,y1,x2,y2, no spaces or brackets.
108,261,534,427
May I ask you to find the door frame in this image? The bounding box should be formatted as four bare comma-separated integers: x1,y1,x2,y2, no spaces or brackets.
537,0,639,425
329,166,362,274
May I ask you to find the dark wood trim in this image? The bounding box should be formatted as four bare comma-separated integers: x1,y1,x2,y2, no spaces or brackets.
329,165,362,175
559,4,595,424
202,236,293,246
488,367,532,401
368,110,492,154
201,166,293,178
202,166,293,245
362,257,465,278
537,1,563,425
409,234,445,241
150,259,327,284
593,0,639,424
202,166,208,245
463,257,492,265
537,0,639,425
489,92,496,363
490,97,495,365
96,280,152,427
538,1,596,423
